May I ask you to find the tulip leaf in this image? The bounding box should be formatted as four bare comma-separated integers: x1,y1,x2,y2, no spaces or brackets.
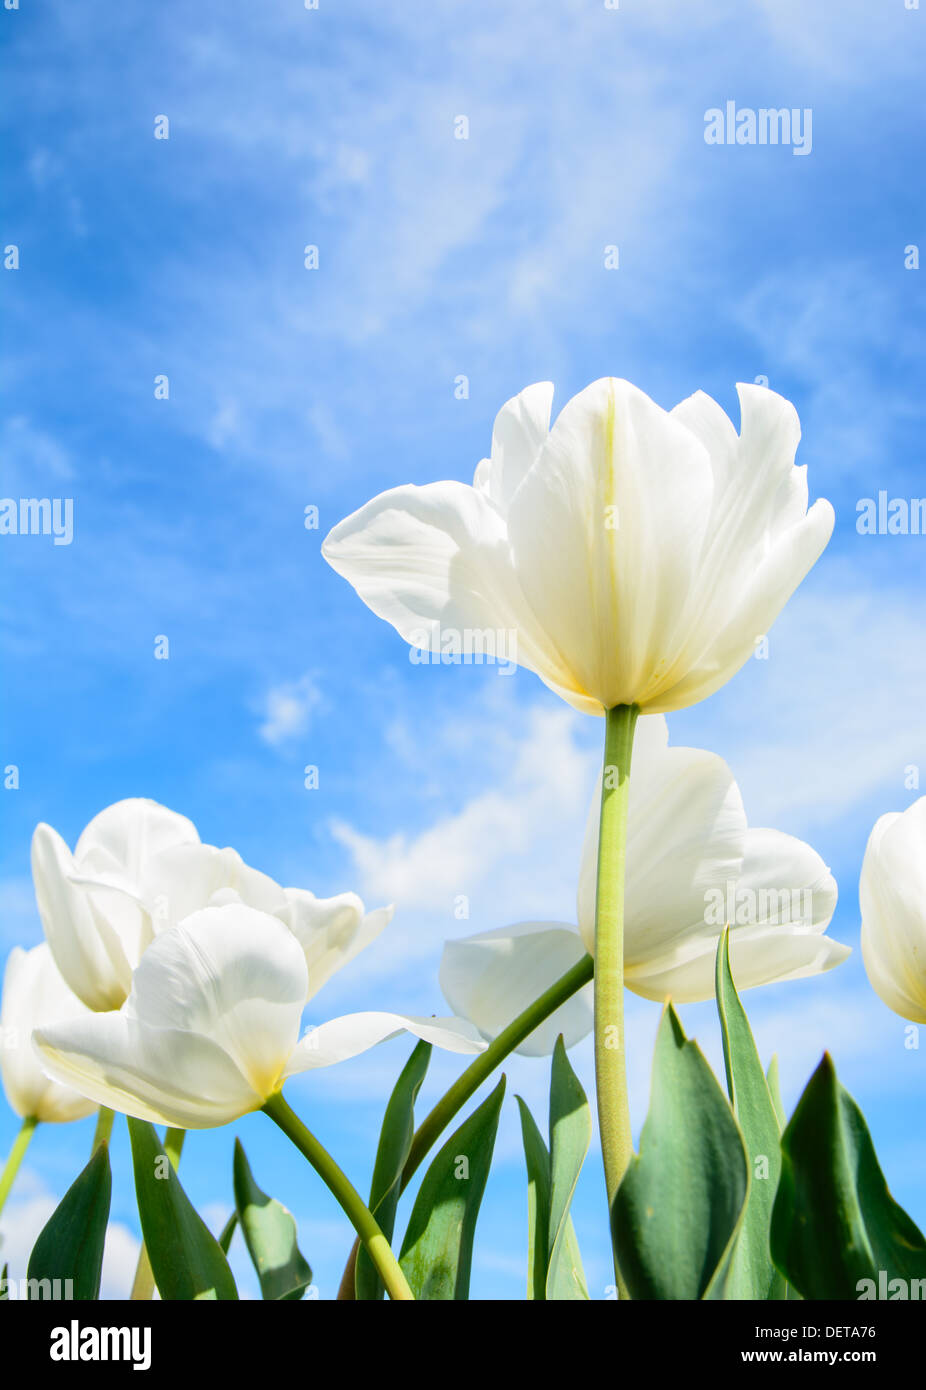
217,1211,237,1255
515,1046,589,1302
399,1076,505,1300
612,1003,749,1300
128,1118,238,1300
0,1264,7,1299
516,1097,553,1299
356,1039,431,1300
770,1053,926,1300
766,1054,787,1132
546,1036,590,1300
233,1138,312,1300
27,1143,111,1300
711,930,787,1300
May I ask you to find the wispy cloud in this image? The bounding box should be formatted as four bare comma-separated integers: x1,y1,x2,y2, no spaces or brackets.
257,674,322,747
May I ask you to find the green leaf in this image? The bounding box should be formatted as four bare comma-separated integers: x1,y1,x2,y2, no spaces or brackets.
712,930,787,1300
613,1003,749,1300
399,1077,505,1300
27,1144,111,1300
0,1264,9,1299
771,1053,926,1300
233,1138,312,1301
516,1098,553,1300
546,1036,590,1300
128,1119,237,1300
766,1054,787,1132
217,1211,237,1255
356,1039,431,1300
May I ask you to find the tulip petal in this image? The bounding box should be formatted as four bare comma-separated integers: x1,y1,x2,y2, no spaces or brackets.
626,925,850,1003
322,479,565,687
439,922,593,1057
1,944,97,1123
860,805,926,1023
32,824,140,1011
125,906,307,1098
285,1010,485,1076
625,828,844,1003
650,385,833,712
140,843,288,931
506,377,715,710
34,1013,263,1129
473,382,554,512
74,797,200,878
277,890,394,1000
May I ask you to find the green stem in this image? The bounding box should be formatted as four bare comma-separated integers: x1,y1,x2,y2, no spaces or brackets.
0,1116,38,1220
91,1106,115,1153
263,1091,414,1302
406,953,593,1183
594,702,639,1296
337,951,595,1298
130,1127,187,1301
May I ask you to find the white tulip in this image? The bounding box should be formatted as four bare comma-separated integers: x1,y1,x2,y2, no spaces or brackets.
860,797,926,1023
31,798,200,1010
1,943,98,1123
34,904,483,1130
31,798,394,1012
323,379,833,716
440,716,849,1052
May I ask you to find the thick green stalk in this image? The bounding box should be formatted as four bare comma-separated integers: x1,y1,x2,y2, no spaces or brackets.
0,1115,38,1219
130,1126,186,1300
594,702,639,1294
338,951,595,1298
263,1092,414,1302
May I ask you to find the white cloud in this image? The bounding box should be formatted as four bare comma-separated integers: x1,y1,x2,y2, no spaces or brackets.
331,701,597,937
680,565,926,837
257,674,322,747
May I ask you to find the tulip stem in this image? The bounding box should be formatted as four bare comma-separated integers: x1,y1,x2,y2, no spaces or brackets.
91,1106,115,1153
263,1091,414,1302
0,1115,38,1220
130,1127,186,1300
594,701,639,1297
337,951,595,1298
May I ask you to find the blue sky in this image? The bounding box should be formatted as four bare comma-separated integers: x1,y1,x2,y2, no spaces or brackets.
2,0,926,1298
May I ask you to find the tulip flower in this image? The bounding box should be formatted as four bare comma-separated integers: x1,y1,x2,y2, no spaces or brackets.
1,943,98,1124
860,797,926,1023
31,798,200,1011
323,376,834,1282
33,903,483,1130
0,943,98,1219
440,714,849,1049
322,378,833,718
32,798,394,1012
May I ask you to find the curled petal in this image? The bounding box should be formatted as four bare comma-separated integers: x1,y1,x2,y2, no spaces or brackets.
440,922,592,1057
32,824,140,1011
277,890,394,1000
473,382,554,512
285,1010,485,1076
